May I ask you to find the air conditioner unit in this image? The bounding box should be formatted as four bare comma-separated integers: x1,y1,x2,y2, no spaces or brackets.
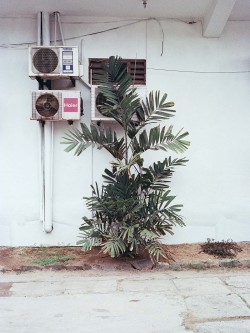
29,46,81,78
91,85,147,122
31,90,81,121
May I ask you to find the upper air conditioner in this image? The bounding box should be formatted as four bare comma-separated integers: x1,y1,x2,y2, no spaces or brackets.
91,85,147,122
31,90,81,121
29,46,81,78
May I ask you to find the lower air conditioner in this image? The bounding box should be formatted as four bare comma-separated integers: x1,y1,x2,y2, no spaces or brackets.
31,90,81,121
91,85,147,122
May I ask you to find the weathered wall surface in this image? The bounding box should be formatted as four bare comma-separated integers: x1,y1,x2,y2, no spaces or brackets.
0,16,249,245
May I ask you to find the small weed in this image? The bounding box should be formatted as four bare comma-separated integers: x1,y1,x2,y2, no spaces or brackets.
169,262,182,271
32,255,75,266
219,260,240,268
189,261,206,270
201,238,242,258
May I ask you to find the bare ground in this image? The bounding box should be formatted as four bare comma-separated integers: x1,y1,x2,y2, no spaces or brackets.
0,242,250,272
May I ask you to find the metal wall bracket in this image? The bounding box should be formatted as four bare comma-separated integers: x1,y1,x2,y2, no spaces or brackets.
70,77,76,87
35,76,52,90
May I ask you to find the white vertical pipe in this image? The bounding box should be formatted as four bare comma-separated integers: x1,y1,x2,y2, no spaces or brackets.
54,12,57,46
57,12,65,45
40,125,45,224
37,12,45,224
44,122,53,233
42,12,53,233
38,122,45,224
41,12,50,45
37,12,41,46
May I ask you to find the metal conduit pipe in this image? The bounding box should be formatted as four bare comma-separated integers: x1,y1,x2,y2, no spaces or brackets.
56,12,65,45
37,12,45,225
37,12,42,46
54,12,57,46
43,122,53,233
41,12,53,233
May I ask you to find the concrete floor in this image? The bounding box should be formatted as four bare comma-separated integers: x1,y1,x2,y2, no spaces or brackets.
0,269,250,333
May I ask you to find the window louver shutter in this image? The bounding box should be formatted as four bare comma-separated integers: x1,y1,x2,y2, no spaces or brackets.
89,58,146,85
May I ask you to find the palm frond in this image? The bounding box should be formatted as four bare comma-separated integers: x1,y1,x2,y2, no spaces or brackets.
146,242,167,263
121,224,140,242
97,87,142,128
76,236,102,251
131,125,190,154
141,157,188,190
102,238,127,257
139,229,159,242
62,123,125,160
128,91,176,138
97,56,133,103
110,153,143,175
143,91,175,122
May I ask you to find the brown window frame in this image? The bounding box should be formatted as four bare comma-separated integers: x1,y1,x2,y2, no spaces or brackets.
89,58,146,85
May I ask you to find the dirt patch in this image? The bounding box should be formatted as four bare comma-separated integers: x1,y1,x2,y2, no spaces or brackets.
0,242,250,272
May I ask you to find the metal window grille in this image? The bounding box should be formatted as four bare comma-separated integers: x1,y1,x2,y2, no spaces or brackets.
89,58,146,85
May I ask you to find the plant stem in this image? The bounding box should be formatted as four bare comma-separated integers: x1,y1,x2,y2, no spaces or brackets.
124,124,129,165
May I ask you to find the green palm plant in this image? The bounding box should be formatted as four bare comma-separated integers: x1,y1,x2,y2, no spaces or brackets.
62,56,190,263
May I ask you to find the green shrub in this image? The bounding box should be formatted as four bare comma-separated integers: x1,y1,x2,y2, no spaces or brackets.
62,56,189,263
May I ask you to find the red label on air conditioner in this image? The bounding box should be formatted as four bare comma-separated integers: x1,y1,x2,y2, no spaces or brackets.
63,98,78,112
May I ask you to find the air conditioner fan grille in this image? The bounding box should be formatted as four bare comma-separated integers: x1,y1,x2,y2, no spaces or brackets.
33,48,58,73
96,91,123,118
35,93,59,117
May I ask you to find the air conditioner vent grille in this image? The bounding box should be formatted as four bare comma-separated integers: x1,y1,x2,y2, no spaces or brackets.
91,85,147,121
35,93,59,117
33,48,58,74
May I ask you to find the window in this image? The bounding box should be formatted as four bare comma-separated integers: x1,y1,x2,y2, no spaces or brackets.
89,58,146,85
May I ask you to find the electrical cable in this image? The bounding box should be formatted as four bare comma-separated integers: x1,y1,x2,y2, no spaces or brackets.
62,18,141,24
63,18,149,41
1,17,250,75
147,67,250,74
151,18,165,56
0,17,199,49
0,17,151,48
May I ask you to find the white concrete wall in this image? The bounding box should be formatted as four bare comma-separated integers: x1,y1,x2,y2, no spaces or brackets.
0,16,249,246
